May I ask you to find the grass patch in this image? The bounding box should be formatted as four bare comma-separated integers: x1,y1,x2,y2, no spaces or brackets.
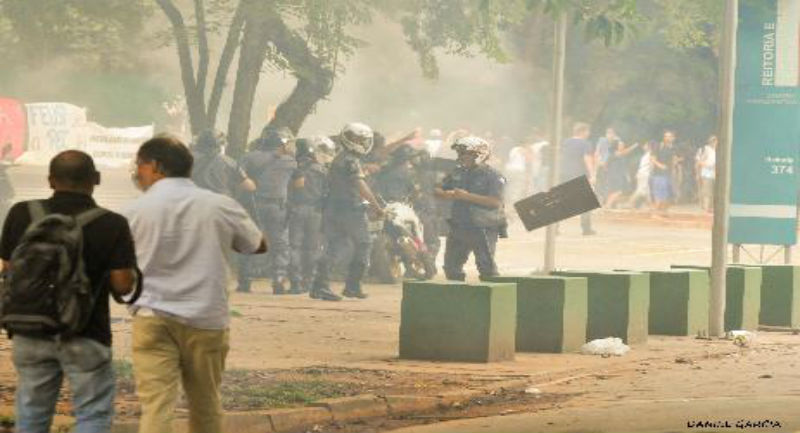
222,370,357,410
229,309,244,318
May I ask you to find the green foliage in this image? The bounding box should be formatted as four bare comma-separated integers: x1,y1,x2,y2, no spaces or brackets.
656,0,723,50
0,0,152,70
221,370,356,410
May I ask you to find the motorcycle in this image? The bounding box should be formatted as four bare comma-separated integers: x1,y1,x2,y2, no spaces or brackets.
367,201,437,284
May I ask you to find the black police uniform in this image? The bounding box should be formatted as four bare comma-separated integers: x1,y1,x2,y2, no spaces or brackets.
441,163,506,281
312,151,373,295
191,150,247,198
238,146,297,292
287,156,327,293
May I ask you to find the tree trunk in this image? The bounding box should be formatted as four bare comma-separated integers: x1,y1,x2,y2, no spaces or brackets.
226,5,271,159
208,0,246,130
265,10,334,135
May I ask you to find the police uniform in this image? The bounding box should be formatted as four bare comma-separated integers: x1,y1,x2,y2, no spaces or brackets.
191,150,247,197
287,156,327,292
410,151,441,259
441,163,506,281
312,151,373,294
238,147,297,292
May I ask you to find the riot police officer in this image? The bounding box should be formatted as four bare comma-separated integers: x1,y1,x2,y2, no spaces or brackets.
435,136,506,281
373,144,418,203
287,136,336,296
311,122,384,301
238,126,297,294
190,129,255,197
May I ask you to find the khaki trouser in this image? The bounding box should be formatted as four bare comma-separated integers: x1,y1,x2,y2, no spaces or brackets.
132,315,229,433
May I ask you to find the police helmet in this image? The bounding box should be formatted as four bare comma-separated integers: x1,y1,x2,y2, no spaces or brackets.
451,136,491,162
195,129,226,151
259,126,294,149
339,122,374,156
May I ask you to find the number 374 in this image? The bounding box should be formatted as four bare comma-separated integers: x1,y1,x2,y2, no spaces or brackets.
771,164,794,175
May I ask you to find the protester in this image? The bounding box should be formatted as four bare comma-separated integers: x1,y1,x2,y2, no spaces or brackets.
559,122,596,235
124,135,266,433
696,135,717,213
604,139,639,209
503,140,530,206
650,130,678,213
594,127,619,202
627,141,654,209
528,130,550,193
1,150,139,433
435,136,506,281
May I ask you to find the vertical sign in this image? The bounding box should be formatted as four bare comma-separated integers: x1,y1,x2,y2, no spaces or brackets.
729,0,800,245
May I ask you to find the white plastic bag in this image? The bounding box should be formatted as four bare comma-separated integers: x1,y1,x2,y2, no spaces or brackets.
581,337,630,356
727,330,756,347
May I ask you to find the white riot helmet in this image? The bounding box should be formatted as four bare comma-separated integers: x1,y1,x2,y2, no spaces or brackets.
451,135,491,163
340,122,374,156
309,135,337,164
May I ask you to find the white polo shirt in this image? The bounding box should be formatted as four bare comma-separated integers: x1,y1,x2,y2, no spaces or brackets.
123,178,262,329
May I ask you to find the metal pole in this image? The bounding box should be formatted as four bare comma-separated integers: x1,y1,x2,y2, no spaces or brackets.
710,0,738,337
543,13,567,273
785,246,792,264
732,244,741,263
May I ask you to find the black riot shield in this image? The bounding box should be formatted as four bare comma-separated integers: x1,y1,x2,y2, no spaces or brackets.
514,175,601,232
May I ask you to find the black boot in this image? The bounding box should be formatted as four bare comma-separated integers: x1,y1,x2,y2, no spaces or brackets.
342,283,368,299
310,286,342,301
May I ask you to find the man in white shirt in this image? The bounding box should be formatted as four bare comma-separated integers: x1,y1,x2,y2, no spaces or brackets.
124,135,266,433
696,135,717,213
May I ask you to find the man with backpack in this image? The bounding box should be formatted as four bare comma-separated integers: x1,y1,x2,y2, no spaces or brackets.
125,135,266,433
0,150,139,433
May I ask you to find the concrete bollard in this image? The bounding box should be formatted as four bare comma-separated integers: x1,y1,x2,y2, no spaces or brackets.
552,271,649,345
484,276,587,353
399,281,516,362
672,265,761,331
645,270,709,336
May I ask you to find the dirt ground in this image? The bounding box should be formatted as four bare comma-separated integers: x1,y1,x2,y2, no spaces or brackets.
1,166,796,431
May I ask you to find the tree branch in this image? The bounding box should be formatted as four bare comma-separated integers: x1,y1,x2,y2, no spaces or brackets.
208,0,246,129
156,0,207,133
194,0,210,101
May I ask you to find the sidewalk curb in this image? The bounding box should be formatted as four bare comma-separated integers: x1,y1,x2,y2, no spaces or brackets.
112,346,740,433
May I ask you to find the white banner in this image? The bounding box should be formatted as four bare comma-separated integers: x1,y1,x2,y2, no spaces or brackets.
84,122,154,168
17,102,153,167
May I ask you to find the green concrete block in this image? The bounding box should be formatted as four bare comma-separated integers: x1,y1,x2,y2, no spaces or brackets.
672,265,761,331
749,265,800,328
485,276,587,353
551,271,649,345
646,270,709,336
399,281,516,362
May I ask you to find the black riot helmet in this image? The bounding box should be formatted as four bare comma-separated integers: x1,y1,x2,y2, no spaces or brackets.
258,126,294,150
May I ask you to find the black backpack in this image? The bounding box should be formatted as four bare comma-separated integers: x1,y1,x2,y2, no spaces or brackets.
0,200,107,337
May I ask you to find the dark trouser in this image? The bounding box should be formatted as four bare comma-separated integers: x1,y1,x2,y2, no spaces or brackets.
443,224,499,281
238,200,290,287
288,205,323,286
314,208,373,291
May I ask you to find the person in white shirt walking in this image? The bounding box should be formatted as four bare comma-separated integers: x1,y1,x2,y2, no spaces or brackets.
696,135,717,213
123,135,266,433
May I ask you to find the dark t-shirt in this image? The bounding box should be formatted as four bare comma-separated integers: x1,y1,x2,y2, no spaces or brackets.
0,192,137,346
559,137,593,181
652,144,675,176
441,164,505,227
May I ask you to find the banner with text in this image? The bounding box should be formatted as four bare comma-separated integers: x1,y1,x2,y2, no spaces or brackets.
729,0,800,245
